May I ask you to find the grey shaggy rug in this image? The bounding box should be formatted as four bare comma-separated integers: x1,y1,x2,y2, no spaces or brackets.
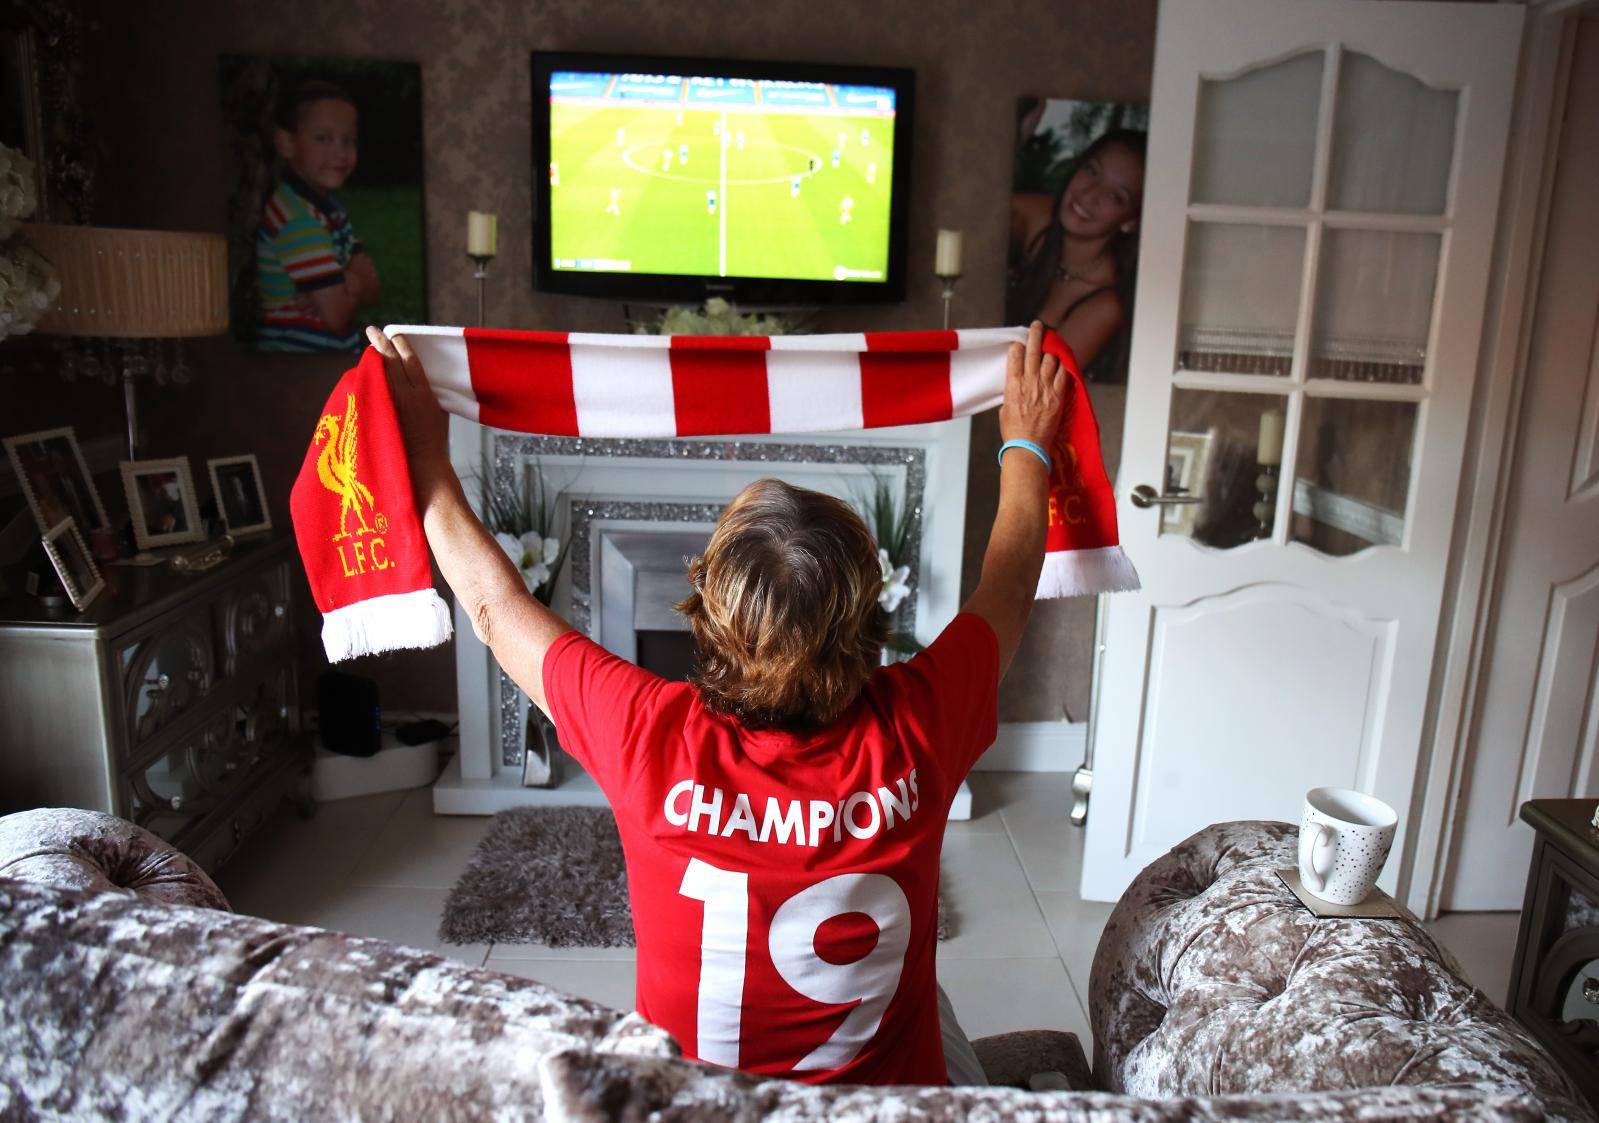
439,806,951,947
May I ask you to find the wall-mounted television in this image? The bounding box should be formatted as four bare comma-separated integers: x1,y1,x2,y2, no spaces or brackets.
531,50,914,306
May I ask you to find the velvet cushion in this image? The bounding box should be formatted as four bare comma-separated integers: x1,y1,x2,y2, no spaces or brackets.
1089,821,1587,1119
0,807,230,911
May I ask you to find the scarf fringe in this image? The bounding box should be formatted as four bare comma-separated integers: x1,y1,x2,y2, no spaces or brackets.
321,589,454,663
1035,545,1142,600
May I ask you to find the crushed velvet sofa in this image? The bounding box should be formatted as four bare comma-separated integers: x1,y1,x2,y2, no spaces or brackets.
0,808,1588,1121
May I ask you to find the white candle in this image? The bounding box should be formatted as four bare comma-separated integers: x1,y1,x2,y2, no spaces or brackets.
467,211,498,257
1257,408,1286,467
934,229,963,277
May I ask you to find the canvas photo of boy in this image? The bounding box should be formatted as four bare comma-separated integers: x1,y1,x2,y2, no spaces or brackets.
220,56,426,353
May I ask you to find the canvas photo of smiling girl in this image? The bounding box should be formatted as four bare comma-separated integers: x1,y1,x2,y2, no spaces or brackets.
1007,98,1149,385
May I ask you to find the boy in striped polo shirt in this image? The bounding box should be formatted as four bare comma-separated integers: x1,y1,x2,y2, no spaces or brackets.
255,81,380,353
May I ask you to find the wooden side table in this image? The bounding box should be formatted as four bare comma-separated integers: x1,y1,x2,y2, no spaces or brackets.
1509,799,1599,1105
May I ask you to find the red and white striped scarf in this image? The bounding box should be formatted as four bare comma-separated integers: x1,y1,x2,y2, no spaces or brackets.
292,325,1137,662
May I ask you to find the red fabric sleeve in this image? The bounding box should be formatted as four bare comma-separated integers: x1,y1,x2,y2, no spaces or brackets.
541,630,671,792
883,612,1001,781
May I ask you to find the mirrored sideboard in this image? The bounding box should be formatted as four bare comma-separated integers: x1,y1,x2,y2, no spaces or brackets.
0,536,312,873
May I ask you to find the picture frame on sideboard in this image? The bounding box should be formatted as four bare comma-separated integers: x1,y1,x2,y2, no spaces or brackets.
3,425,109,536
120,457,205,551
41,516,104,611
207,453,272,537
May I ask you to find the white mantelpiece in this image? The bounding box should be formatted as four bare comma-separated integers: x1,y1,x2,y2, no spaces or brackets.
433,412,973,818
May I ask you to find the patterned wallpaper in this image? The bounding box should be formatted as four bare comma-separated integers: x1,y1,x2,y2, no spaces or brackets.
64,0,1156,721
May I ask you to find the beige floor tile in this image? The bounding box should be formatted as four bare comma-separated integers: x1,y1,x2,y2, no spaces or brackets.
214,791,409,918
225,865,367,929
486,956,639,1012
937,831,1058,959
485,940,636,962
346,788,494,889
947,773,1013,835
937,956,1091,1045
273,882,489,966
302,788,414,835
981,771,1074,814
1424,910,1521,1006
1035,890,1116,1024
983,772,1086,894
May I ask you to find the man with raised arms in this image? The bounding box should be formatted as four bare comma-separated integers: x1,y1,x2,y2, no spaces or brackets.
366,322,1066,1086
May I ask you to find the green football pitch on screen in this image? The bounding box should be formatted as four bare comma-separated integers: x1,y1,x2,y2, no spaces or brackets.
549,105,894,282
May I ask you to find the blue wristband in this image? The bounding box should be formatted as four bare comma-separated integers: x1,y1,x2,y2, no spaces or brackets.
998,439,1051,472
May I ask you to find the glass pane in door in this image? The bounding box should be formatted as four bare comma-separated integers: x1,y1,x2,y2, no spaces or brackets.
1289,396,1418,555
1328,52,1459,215
1165,388,1292,549
1179,223,1305,376
1310,229,1439,383
1192,51,1324,207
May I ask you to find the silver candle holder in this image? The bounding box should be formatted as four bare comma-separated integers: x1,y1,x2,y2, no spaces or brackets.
937,274,960,331
469,254,493,328
1252,463,1280,538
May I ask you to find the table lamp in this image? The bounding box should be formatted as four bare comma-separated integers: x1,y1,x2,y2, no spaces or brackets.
23,223,228,461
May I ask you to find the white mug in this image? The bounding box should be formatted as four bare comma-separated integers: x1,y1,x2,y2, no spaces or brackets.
1298,787,1397,905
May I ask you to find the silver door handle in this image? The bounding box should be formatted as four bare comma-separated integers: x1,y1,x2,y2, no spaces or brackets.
1130,484,1203,509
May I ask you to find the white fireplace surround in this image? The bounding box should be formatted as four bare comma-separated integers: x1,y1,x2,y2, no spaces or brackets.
433,412,975,816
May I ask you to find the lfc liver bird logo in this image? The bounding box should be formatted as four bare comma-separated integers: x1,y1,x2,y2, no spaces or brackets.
313,393,378,542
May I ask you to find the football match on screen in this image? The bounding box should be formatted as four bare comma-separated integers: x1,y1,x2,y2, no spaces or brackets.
547,72,897,283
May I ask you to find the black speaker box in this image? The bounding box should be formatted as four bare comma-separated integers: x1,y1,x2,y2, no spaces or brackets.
316,671,381,757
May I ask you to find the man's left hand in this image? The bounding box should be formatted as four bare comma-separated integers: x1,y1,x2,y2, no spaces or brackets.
365,326,449,483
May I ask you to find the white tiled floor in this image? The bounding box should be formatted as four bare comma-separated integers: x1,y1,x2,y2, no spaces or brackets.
212,770,1520,1053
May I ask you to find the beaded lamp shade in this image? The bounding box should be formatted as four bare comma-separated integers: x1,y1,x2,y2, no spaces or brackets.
23,223,227,338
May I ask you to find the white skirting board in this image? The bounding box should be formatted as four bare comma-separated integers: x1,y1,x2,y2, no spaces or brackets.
971,721,1087,773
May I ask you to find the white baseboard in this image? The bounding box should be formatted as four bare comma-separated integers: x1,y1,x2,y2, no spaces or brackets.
972,721,1086,773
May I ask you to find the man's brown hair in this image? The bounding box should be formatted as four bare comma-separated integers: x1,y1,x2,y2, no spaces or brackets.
677,479,886,732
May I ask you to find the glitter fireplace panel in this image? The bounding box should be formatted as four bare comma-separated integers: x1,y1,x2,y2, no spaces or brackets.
493,437,927,769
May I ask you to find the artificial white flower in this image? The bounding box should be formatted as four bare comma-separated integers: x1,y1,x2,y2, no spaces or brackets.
493,528,563,592
0,234,59,343
516,532,561,591
878,547,911,613
0,144,37,224
522,531,560,567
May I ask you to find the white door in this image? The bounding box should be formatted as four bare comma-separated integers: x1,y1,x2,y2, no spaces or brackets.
1443,19,1599,911
1081,0,1521,903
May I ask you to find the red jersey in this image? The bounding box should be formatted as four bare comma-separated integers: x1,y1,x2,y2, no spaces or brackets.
541,612,999,1086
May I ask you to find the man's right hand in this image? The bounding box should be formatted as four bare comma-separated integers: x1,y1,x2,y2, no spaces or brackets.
365,326,451,495
999,320,1068,452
